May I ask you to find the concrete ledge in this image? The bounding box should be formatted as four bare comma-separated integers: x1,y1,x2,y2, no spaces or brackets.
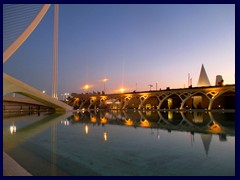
3,152,32,176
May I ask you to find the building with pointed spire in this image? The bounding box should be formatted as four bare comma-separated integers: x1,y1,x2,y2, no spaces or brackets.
197,64,211,87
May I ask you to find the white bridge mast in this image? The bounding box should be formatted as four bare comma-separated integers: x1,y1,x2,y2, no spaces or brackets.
52,4,59,99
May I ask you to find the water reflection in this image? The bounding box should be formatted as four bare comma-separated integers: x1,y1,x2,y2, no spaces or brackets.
103,131,107,141
3,110,234,175
4,112,72,151
64,110,234,158
67,110,234,136
9,123,16,134
85,124,89,135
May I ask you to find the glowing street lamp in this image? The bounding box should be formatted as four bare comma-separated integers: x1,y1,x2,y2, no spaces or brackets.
83,84,90,93
148,84,153,91
119,88,125,93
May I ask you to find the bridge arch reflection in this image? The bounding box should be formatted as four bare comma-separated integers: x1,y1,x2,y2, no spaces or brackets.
67,110,234,136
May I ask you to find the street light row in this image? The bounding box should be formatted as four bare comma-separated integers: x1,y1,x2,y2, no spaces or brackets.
82,78,128,94
83,78,109,93
82,79,160,94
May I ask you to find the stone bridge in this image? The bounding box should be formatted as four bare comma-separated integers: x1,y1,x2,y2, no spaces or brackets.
70,85,235,111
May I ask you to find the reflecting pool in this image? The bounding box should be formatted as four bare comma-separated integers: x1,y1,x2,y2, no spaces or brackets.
3,110,235,176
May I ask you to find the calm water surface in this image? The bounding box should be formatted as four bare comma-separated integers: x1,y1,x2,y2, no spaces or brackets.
3,110,235,176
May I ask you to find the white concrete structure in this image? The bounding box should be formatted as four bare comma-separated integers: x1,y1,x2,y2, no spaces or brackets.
3,4,51,63
52,4,59,99
3,4,71,111
197,64,211,87
3,73,72,111
215,75,223,86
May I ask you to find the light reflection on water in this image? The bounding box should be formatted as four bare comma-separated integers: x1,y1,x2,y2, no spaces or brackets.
3,110,235,176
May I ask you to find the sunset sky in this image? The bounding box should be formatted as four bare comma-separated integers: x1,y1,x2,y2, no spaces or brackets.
3,4,235,98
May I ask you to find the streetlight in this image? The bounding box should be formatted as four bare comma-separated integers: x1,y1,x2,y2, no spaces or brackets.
119,88,125,93
83,84,89,93
102,78,108,93
148,84,153,91
156,82,158,91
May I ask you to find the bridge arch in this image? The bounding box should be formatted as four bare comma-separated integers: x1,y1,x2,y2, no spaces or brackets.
161,93,182,109
211,90,235,109
123,96,141,109
109,97,122,109
142,95,159,109
79,99,90,110
181,91,210,110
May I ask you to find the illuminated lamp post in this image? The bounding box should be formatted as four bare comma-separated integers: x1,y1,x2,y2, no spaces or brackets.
119,88,125,93
84,84,89,93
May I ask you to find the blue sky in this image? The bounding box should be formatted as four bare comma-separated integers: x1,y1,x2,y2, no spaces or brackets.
3,4,235,98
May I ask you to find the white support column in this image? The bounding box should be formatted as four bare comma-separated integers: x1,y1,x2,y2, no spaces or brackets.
138,96,148,110
157,93,172,110
122,96,132,109
52,4,59,99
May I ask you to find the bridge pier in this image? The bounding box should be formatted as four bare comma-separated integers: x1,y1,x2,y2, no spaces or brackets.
138,95,149,110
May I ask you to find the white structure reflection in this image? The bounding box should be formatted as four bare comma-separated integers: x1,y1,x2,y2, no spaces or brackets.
104,131,107,141
85,124,89,135
61,119,70,126
10,123,16,134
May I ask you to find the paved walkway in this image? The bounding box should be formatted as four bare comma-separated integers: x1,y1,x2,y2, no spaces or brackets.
3,152,32,176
